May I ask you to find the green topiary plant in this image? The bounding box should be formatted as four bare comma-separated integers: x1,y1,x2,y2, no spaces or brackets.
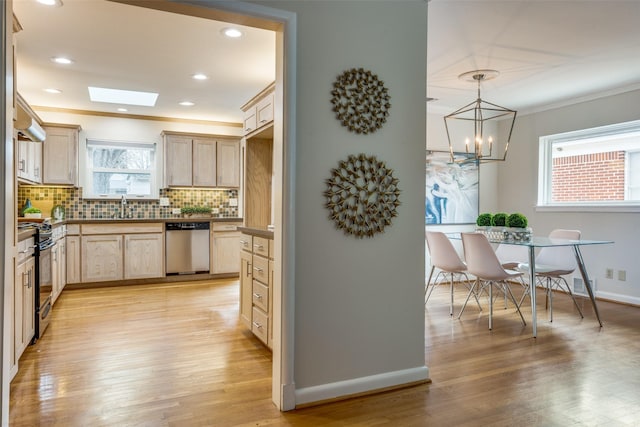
506,212,528,228
491,212,508,227
476,213,493,227
23,207,41,214
180,206,211,215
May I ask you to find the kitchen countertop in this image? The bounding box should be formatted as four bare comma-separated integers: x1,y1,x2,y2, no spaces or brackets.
237,226,274,239
54,217,243,226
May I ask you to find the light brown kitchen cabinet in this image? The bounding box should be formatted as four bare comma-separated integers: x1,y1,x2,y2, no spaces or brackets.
65,226,81,285
42,124,80,186
124,233,164,279
81,223,164,283
211,222,241,274
81,234,123,282
241,82,275,137
163,131,239,188
14,236,35,372
239,232,273,348
239,234,253,329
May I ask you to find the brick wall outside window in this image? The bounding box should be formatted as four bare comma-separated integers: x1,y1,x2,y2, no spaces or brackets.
552,151,625,202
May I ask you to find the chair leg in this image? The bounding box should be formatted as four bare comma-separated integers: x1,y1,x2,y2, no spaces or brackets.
449,273,454,316
457,279,480,319
504,281,527,326
488,282,493,330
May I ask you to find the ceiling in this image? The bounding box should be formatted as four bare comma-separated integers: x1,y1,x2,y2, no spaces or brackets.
12,0,640,124
12,0,276,124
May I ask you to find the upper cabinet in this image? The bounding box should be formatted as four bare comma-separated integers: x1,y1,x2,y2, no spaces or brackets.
163,131,240,188
42,124,81,186
241,82,275,138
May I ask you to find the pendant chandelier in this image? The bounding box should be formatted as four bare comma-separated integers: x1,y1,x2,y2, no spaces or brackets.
444,69,517,164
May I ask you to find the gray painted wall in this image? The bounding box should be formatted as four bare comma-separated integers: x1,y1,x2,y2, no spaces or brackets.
259,0,429,391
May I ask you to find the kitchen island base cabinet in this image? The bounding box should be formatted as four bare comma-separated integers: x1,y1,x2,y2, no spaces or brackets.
240,247,253,328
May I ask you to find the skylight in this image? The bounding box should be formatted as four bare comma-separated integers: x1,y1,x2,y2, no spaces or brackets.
88,87,158,107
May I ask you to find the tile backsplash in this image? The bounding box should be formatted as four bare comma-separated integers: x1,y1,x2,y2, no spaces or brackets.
18,186,239,220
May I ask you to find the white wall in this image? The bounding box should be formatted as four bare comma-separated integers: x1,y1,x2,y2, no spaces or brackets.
258,0,429,403
497,89,640,305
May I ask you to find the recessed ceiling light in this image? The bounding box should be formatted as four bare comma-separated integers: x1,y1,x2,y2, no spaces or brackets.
44,88,62,94
51,56,74,65
88,86,158,107
192,73,208,81
117,108,128,112
179,101,195,107
37,0,63,6
221,27,243,38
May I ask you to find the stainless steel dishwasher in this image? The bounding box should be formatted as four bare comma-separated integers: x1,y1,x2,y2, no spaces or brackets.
165,222,210,274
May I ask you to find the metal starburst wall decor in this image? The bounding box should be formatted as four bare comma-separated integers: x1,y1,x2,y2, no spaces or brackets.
324,154,401,238
330,68,391,134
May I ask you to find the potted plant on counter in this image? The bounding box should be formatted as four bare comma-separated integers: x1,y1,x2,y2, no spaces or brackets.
23,207,42,219
180,206,212,218
504,212,532,241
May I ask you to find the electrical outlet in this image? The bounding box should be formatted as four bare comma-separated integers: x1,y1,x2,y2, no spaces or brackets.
618,270,626,281
228,198,238,207
605,268,614,279
212,208,220,214
159,197,170,206
171,208,181,215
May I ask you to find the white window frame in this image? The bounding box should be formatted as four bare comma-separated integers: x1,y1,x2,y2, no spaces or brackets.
537,120,640,213
85,139,158,200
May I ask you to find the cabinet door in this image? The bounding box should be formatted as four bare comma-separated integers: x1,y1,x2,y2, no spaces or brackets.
256,93,274,128
124,233,164,279
216,140,240,187
165,135,192,186
17,139,29,181
66,236,81,284
212,231,240,274
192,138,217,187
32,140,42,184
51,242,60,304
14,257,35,363
243,107,257,135
239,249,253,328
81,235,123,282
24,258,36,347
43,126,78,185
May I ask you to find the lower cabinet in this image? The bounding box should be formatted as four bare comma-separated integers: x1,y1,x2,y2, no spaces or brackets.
80,223,164,283
51,237,67,305
239,232,273,348
211,222,241,274
124,233,164,279
65,235,81,284
13,236,36,378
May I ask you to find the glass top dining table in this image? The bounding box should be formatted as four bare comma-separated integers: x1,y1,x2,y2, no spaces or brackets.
448,233,614,337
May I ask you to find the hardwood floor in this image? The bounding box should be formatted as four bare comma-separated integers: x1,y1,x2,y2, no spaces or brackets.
9,279,640,426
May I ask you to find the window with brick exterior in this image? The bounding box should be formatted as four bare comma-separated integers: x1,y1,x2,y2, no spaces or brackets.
538,120,640,207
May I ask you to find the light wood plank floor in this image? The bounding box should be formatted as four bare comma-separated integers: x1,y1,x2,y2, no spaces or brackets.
9,279,640,426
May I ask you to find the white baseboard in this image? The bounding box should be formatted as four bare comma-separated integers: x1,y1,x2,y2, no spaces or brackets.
294,366,429,407
595,290,640,306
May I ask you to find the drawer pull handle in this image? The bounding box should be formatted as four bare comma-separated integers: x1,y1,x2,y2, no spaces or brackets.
253,244,263,250
253,293,263,300
246,263,252,277
253,266,264,273
252,321,263,330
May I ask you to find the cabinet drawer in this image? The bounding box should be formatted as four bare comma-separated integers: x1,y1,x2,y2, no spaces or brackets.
252,254,269,284
253,236,269,257
252,279,269,312
82,222,163,235
239,234,252,252
212,222,241,232
252,306,268,344
66,223,80,235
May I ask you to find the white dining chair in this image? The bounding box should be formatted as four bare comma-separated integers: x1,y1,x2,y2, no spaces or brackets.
425,231,481,316
459,232,527,330
518,229,584,322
